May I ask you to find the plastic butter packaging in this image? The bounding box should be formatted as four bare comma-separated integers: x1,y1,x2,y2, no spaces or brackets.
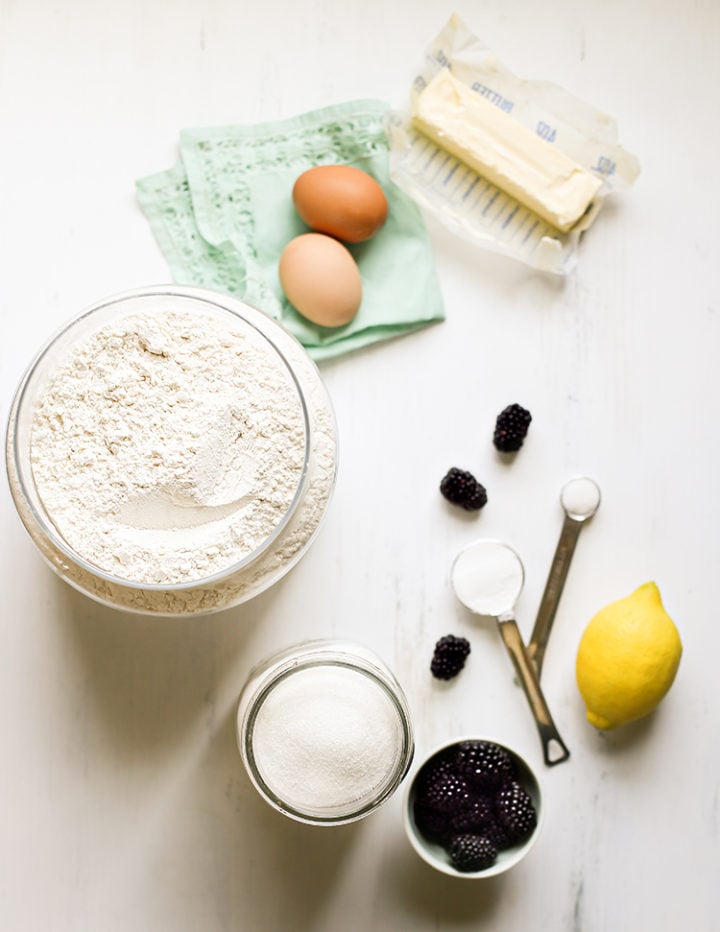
386,14,641,274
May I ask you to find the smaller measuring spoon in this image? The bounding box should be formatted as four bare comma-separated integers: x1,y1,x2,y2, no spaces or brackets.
452,539,570,766
527,477,601,678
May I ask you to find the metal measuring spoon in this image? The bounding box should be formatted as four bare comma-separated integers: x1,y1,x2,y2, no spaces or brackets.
527,477,601,678
451,539,570,766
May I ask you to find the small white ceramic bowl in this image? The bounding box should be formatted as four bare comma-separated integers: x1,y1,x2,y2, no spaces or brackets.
403,736,543,878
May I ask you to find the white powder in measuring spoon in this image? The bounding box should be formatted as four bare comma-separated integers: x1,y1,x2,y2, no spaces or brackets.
30,309,306,586
251,665,403,814
561,477,601,519
452,540,525,616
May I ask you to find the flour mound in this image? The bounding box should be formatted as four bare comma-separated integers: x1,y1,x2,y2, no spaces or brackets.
31,310,306,585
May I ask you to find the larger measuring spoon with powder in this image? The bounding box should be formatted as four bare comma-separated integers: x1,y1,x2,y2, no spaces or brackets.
451,539,570,766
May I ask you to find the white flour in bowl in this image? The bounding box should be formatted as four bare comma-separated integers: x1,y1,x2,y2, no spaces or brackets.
30,309,306,586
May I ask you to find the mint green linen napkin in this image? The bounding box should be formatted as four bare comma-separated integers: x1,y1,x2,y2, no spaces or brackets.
136,100,444,360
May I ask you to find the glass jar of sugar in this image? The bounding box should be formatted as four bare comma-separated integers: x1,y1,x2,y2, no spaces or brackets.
237,639,415,826
5,286,337,616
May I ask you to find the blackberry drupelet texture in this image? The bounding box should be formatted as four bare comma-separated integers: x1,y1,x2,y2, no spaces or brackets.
413,800,451,842
410,740,538,874
448,834,498,872
496,781,538,841
430,635,471,680
416,759,471,813
447,795,495,835
493,404,532,452
455,740,515,791
439,467,488,511
483,817,513,851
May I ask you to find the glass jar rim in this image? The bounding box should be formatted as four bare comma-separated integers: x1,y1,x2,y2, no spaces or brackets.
7,285,313,591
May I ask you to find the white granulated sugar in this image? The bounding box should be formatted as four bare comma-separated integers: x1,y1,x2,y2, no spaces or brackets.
252,666,402,813
30,310,306,585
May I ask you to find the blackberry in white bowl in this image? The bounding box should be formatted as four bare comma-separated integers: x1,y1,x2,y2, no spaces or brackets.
404,737,542,878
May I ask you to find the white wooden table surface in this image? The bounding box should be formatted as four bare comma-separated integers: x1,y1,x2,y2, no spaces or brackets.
1,1,718,929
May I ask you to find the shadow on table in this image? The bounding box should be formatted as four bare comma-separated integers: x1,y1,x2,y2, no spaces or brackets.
570,688,663,755
380,832,508,923
53,575,276,763
223,719,363,927
585,710,660,753
53,574,362,925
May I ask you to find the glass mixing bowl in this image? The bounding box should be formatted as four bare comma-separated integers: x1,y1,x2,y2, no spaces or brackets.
5,286,337,616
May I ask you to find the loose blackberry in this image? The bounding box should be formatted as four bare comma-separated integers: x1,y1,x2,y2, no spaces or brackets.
448,833,497,872
440,467,488,511
496,781,538,841
430,635,471,680
493,404,532,452
455,740,514,791
447,795,495,835
417,761,471,813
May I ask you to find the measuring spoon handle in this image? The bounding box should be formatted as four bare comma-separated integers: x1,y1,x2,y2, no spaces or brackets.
528,514,583,677
497,615,570,766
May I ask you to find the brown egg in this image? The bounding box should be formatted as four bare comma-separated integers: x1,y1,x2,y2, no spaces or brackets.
278,233,362,328
292,165,388,243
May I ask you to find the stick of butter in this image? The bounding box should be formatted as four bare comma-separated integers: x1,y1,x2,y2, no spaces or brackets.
412,69,603,233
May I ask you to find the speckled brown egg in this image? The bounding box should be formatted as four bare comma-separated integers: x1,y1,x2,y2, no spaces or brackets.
292,165,388,243
278,233,362,328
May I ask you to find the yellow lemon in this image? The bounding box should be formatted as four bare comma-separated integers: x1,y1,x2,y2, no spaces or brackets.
576,582,682,730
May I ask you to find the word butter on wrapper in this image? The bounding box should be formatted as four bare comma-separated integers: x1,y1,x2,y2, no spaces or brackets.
386,14,641,274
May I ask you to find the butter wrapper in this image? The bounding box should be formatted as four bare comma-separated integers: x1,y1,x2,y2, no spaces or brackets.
386,14,641,274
